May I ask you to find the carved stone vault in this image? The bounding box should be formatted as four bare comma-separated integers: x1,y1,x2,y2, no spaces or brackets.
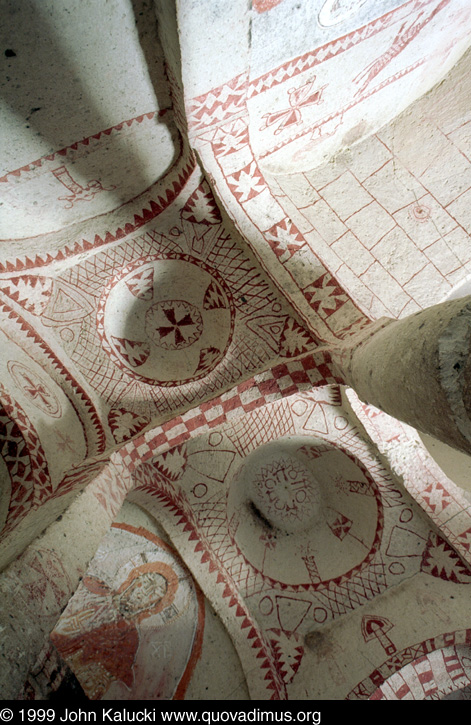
2,0,471,702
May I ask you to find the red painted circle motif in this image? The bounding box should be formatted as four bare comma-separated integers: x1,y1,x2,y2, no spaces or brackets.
7,361,62,418
97,253,235,386
227,436,384,590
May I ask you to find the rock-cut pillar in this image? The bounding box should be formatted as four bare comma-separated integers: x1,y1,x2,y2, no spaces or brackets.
332,296,471,456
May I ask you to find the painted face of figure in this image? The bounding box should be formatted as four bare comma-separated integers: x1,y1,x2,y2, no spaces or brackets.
117,571,168,618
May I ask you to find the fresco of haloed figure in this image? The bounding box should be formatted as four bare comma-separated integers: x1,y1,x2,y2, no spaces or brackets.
51,523,205,700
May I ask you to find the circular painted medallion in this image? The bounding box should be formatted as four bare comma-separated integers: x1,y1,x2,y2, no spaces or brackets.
251,455,322,534
98,254,234,386
7,361,61,418
227,436,383,588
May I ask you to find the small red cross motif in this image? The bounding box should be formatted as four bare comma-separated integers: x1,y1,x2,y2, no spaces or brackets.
261,79,327,135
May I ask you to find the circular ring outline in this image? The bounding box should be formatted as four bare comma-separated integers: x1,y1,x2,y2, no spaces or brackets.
97,252,236,387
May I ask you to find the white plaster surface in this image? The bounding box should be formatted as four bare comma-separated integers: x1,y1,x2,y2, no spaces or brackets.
1,0,471,703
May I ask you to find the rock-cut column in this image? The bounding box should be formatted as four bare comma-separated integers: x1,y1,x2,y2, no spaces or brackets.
332,296,471,456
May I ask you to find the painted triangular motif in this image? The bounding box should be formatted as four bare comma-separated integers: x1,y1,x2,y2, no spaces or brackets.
266,219,305,263
111,336,150,368
187,449,236,482
125,268,154,301
203,281,227,310
327,510,352,540
279,317,318,357
303,402,329,434
108,408,150,444
246,315,288,353
421,532,471,583
386,526,425,558
181,181,221,226
43,281,93,325
152,445,187,482
275,595,312,633
268,629,305,684
53,289,82,314
303,274,348,318
212,120,249,156
0,275,53,315
196,347,221,375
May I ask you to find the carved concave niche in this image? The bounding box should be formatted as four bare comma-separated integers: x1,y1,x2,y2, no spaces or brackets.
227,436,382,588
98,254,234,386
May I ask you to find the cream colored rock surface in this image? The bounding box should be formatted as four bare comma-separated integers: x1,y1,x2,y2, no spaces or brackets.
1,0,471,702
126,385,471,699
